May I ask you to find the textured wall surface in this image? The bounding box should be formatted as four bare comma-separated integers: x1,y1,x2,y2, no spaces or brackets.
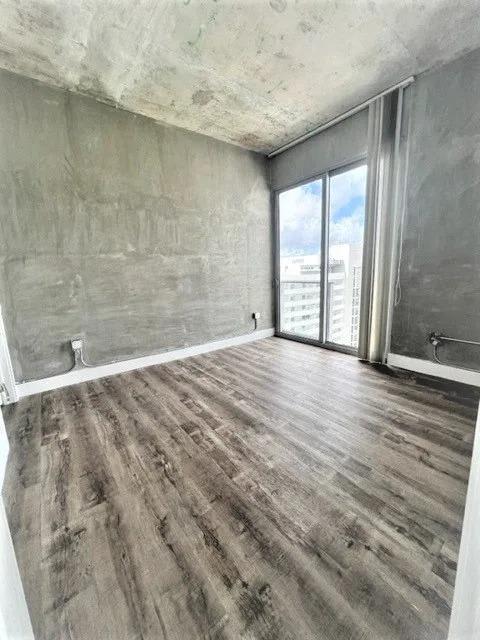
390,49,480,368
0,70,273,381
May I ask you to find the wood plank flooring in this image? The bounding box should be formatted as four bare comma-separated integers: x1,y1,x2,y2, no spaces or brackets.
2,337,479,640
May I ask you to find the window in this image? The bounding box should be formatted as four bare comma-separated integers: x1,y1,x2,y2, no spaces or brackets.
278,178,323,340
326,164,367,349
276,162,367,354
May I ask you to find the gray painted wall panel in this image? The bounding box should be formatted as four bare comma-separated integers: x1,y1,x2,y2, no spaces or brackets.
390,48,480,369
0,71,273,381
269,108,369,190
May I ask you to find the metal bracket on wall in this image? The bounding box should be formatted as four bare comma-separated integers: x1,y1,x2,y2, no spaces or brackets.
429,331,480,370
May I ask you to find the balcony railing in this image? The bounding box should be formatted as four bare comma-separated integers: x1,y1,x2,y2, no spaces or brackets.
280,279,321,284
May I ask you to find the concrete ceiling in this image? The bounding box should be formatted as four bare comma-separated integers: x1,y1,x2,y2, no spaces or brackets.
0,1,479,153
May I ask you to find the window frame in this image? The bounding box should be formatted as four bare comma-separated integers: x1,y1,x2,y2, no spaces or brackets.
274,156,368,356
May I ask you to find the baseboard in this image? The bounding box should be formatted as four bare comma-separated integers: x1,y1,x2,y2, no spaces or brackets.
16,328,275,399
387,353,480,387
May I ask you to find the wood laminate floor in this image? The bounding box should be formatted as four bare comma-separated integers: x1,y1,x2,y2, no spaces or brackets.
3,337,479,640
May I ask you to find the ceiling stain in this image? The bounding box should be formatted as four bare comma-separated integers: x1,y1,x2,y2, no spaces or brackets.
269,0,287,14
192,89,215,106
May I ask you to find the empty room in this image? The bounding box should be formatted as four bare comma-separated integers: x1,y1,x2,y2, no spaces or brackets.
1,2,480,639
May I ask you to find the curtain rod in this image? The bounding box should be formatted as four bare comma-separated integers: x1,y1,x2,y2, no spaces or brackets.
267,75,415,159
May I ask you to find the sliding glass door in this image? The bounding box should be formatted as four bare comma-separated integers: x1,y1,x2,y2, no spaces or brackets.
276,161,367,354
278,178,323,341
326,164,368,351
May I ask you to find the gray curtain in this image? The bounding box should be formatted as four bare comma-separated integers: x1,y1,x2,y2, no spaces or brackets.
358,87,410,363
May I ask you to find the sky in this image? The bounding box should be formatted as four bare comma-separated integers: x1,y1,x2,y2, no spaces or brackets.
279,164,367,256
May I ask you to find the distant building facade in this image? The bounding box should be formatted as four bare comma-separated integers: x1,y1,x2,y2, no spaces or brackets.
279,243,363,348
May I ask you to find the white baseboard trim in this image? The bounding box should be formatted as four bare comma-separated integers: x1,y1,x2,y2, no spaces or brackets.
387,353,480,387
16,328,275,399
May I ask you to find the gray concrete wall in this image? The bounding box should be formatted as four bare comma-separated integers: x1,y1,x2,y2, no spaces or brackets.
390,48,480,368
269,108,368,191
0,70,273,382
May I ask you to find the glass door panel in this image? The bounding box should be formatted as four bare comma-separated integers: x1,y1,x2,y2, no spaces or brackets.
326,164,367,350
278,179,323,340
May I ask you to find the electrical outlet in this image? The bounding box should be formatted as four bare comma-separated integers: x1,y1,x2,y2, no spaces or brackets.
252,312,261,320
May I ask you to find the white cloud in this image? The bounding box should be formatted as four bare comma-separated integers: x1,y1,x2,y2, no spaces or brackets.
330,165,367,213
279,165,367,254
329,205,365,245
279,183,322,232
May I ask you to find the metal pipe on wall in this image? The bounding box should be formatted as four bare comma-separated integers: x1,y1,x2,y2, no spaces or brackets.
429,331,480,369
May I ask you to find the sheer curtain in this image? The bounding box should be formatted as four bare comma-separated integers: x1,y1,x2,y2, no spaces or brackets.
357,86,411,363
